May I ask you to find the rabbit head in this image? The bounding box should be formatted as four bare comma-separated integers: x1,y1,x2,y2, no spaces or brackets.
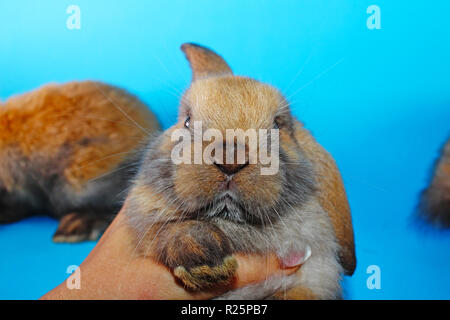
132,43,315,226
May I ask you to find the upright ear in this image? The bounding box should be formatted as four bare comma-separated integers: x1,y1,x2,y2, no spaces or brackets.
181,43,232,81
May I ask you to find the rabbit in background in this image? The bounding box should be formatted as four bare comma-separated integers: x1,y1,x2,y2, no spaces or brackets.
0,81,160,242
124,43,356,299
420,137,450,228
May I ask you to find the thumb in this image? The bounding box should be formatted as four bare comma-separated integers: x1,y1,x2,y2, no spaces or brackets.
232,250,308,289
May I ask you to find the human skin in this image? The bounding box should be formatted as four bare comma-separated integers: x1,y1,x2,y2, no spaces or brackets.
41,203,301,300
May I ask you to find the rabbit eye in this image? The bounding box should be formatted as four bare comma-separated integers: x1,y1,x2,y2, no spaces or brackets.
184,116,191,128
273,120,280,129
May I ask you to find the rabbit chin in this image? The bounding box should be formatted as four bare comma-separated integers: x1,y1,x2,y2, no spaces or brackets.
195,190,259,223
192,196,280,226
173,163,284,224
187,182,290,226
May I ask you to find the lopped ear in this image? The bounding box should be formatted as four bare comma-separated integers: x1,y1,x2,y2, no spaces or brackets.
181,43,232,81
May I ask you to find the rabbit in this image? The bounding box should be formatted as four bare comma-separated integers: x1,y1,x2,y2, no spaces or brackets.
0,81,160,242
419,137,450,228
124,43,356,299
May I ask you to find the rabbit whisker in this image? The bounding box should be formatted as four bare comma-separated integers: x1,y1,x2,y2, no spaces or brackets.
285,57,345,102
282,50,314,94
94,82,151,135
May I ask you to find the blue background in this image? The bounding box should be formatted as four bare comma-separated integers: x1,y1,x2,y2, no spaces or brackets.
0,0,449,299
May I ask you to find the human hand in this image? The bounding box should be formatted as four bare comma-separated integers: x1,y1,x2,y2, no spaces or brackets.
41,204,302,300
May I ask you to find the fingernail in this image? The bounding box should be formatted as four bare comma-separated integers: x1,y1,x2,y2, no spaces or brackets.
281,245,312,268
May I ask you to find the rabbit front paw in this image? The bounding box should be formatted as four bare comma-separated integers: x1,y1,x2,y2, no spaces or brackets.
157,221,237,290
174,256,237,291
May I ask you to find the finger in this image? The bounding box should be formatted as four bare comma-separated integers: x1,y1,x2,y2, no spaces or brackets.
232,252,301,289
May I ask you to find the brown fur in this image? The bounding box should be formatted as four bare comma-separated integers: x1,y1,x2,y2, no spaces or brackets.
52,212,112,243
0,81,160,241
294,123,356,274
270,286,317,300
0,81,159,189
181,43,232,81
420,138,450,227
174,77,291,216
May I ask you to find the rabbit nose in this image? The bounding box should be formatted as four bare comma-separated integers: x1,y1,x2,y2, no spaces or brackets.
214,162,248,176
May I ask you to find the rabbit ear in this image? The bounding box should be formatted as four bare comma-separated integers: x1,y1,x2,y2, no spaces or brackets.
181,43,232,81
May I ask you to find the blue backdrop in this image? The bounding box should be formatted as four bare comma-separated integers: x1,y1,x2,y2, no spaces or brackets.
0,0,449,299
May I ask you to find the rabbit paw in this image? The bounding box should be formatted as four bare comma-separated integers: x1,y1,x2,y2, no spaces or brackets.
157,221,237,290
174,256,237,291
53,212,111,243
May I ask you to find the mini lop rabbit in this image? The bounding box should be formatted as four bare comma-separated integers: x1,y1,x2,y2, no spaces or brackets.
420,138,450,228
0,81,160,242
125,43,356,299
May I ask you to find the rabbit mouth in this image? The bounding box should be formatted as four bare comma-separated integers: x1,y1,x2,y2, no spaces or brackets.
200,192,249,222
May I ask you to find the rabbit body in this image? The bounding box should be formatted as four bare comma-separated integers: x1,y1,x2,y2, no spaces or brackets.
125,43,356,299
420,138,450,228
0,81,160,242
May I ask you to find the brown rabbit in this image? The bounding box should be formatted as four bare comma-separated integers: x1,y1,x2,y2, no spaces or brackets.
125,43,356,299
420,138,450,228
0,81,160,242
